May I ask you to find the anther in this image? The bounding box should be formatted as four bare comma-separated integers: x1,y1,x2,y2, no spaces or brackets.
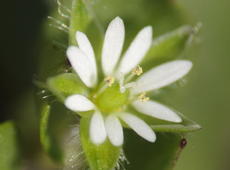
104,76,115,87
138,92,149,102
132,65,143,76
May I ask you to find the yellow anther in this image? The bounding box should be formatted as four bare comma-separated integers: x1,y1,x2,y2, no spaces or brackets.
104,76,115,87
132,65,143,76
138,92,149,102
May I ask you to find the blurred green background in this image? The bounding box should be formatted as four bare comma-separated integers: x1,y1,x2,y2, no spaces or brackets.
0,0,230,170
175,0,230,170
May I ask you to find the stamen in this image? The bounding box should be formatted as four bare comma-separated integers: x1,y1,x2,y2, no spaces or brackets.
125,65,143,83
104,76,115,87
138,92,149,102
93,76,115,98
132,65,143,76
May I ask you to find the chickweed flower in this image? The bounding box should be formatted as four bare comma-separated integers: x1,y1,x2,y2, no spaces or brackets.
64,17,192,146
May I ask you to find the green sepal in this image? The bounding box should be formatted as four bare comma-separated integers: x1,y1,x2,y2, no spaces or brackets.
150,113,201,133
47,73,88,101
142,25,196,70
80,117,121,170
0,121,18,170
40,104,63,163
69,0,92,45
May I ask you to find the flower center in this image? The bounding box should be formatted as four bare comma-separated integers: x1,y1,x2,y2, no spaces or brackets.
94,83,129,114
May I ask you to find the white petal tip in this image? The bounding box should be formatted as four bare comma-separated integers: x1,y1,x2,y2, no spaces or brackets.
76,31,84,39
110,16,124,27
173,116,183,123
184,60,193,70
148,134,156,143
111,139,123,146
141,26,153,39
105,115,124,146
76,30,82,35
113,16,123,22
132,100,183,123
91,138,106,145
144,26,153,33
119,113,156,143
90,112,107,145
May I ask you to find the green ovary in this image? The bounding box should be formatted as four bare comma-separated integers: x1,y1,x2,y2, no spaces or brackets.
94,84,129,114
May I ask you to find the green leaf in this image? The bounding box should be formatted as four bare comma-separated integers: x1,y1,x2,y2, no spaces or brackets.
0,121,18,170
47,73,88,101
142,25,196,70
40,104,63,163
80,117,121,170
69,0,92,45
124,132,187,170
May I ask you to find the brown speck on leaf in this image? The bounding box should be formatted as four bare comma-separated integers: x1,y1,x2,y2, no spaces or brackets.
180,138,187,149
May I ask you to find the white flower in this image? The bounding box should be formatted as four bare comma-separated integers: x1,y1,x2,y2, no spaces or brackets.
65,17,193,146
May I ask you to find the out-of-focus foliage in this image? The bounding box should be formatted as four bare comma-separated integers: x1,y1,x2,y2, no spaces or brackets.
40,104,63,163
0,122,18,170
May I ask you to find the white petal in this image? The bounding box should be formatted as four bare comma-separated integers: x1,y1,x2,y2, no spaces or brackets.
105,115,123,146
119,112,156,142
90,112,107,145
116,26,152,76
67,46,97,88
102,17,125,75
65,94,95,112
132,60,193,94
76,31,97,83
132,100,182,123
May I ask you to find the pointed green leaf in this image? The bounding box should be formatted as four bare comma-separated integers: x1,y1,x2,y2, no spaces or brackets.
0,121,18,170
142,25,196,70
80,117,121,170
40,104,63,162
47,73,88,101
69,0,92,45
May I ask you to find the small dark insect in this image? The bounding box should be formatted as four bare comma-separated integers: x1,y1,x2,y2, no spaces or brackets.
180,138,187,149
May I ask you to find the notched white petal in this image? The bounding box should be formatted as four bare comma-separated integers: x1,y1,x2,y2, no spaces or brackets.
65,94,95,112
76,31,97,83
105,115,123,146
117,26,153,76
90,112,107,145
102,17,125,76
132,100,182,123
132,60,193,94
66,46,97,88
119,112,156,142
